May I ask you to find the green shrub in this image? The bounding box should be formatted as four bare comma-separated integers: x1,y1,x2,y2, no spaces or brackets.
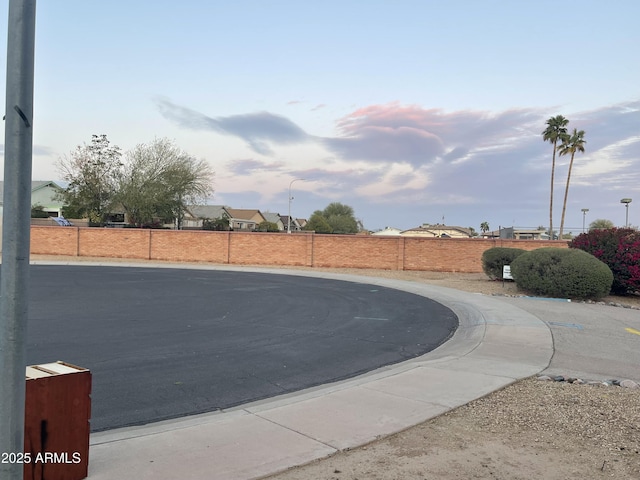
481,247,528,280
257,221,280,232
510,248,613,300
31,205,50,218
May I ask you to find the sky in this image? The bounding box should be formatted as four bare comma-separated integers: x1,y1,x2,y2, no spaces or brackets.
0,0,639,233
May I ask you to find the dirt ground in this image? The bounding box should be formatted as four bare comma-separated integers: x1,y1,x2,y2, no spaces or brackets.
31,256,640,480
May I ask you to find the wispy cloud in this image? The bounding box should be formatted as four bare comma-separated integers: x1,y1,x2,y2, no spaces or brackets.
226,158,286,175
155,97,310,155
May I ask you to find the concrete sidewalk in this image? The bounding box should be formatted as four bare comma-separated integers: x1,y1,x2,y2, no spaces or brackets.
80,268,553,480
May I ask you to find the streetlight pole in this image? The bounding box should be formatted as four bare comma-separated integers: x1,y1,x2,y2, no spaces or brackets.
1,2,37,478
287,178,305,233
621,198,632,227
581,208,589,233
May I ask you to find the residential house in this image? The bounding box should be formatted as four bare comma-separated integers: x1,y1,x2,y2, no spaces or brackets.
0,181,65,219
226,209,267,231
280,215,303,232
401,224,473,238
184,206,283,231
0,181,67,247
183,205,232,229
262,212,285,231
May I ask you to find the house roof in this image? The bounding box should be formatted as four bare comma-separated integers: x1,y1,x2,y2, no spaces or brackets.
226,208,265,222
262,212,283,224
280,215,301,226
0,180,62,199
0,181,64,206
185,205,230,220
401,224,473,237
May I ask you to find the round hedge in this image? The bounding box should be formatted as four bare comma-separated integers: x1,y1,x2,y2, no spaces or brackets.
481,247,528,280
510,247,613,300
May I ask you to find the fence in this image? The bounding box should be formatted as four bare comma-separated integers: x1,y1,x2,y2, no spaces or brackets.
30,226,569,273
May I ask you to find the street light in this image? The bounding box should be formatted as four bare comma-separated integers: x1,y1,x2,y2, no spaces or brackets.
581,208,589,232
287,178,305,233
620,198,632,227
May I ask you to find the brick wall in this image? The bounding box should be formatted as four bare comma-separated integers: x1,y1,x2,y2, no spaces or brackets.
30,226,568,273
150,230,229,263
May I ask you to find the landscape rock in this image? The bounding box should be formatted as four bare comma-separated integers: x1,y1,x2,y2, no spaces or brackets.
620,379,639,389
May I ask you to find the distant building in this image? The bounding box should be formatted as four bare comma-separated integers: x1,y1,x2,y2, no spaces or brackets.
483,227,547,240
0,180,65,219
183,205,232,229
226,209,267,230
183,206,265,231
401,224,473,238
280,215,303,232
262,212,285,231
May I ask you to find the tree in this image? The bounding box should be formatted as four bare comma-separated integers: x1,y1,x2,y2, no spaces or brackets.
542,116,569,241
589,219,614,230
118,138,214,228
557,128,586,239
304,211,333,233
480,222,490,235
468,226,478,237
323,202,359,234
304,202,359,234
56,134,123,224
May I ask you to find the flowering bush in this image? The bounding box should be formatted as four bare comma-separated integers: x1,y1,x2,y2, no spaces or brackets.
569,228,640,295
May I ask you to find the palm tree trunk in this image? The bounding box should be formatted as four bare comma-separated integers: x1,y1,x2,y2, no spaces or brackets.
559,152,576,239
549,140,557,240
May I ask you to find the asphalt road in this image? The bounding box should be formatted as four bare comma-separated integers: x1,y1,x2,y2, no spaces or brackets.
21,266,458,431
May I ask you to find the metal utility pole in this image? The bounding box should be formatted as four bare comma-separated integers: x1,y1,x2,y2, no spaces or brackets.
287,178,304,233
0,1,37,478
581,208,589,233
620,198,632,227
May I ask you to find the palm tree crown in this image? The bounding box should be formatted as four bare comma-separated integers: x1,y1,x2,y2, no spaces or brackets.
542,115,570,241
558,128,586,238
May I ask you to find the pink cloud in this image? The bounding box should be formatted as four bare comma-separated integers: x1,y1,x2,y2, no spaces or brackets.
325,102,542,166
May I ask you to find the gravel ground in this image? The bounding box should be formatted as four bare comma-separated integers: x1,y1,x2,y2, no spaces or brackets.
258,267,640,480
264,378,640,480
30,256,640,479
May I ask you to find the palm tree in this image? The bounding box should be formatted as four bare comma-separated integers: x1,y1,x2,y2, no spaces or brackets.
480,221,490,236
542,115,569,240
558,128,586,238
